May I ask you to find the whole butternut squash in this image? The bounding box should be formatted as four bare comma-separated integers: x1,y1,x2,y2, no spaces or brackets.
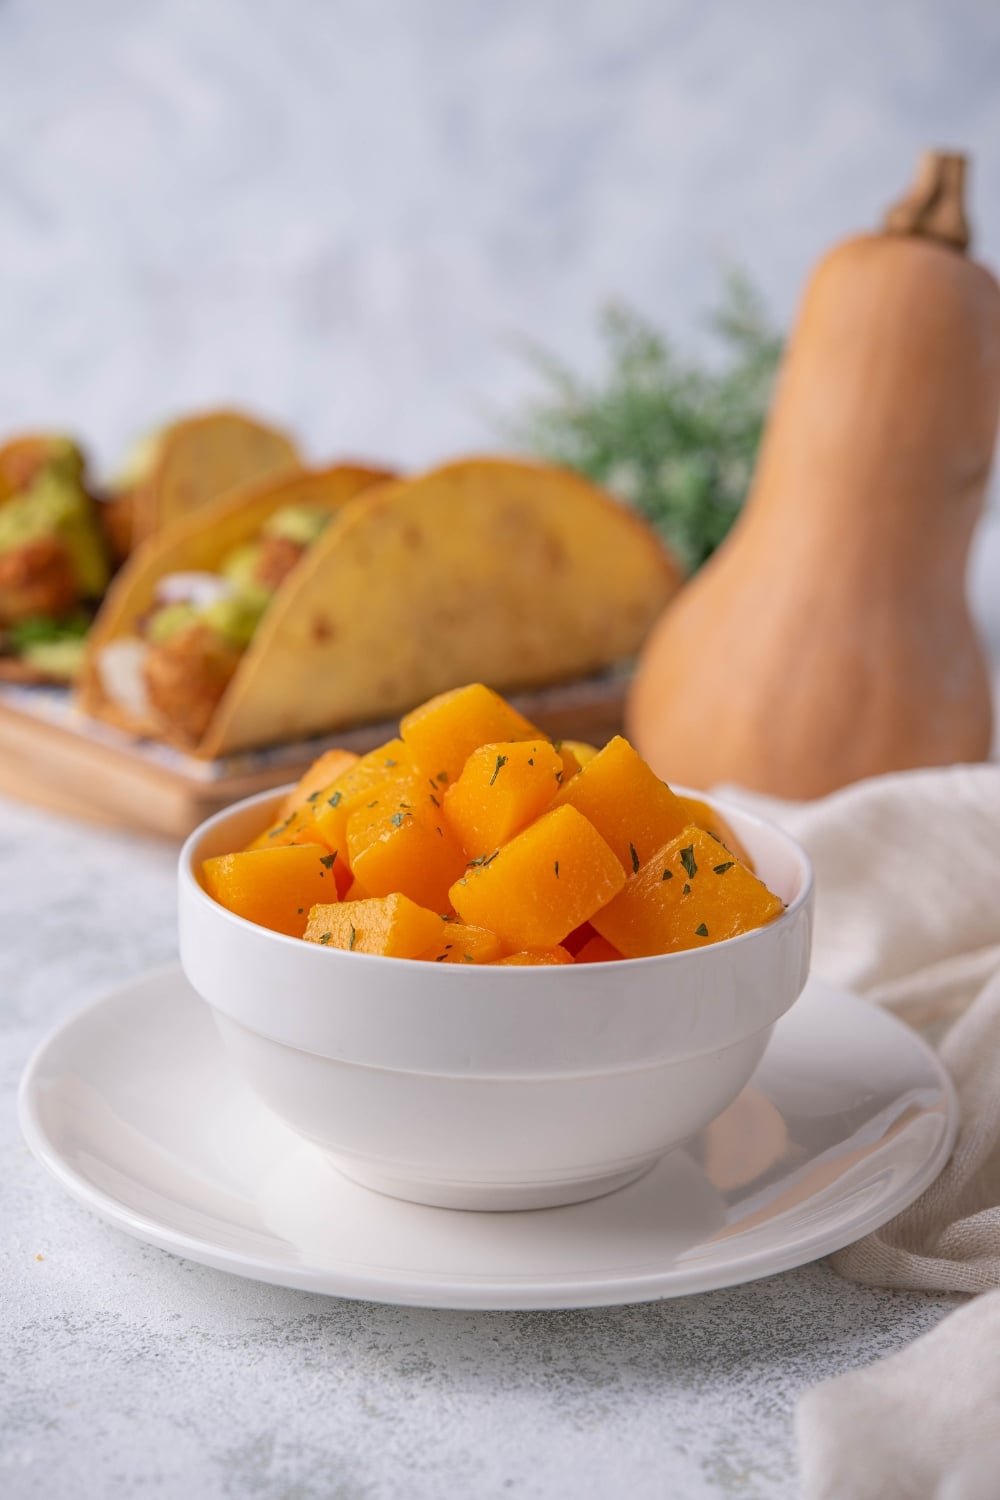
628,151,1000,798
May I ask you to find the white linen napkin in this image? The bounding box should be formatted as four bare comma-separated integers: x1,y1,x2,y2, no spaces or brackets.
724,763,1000,1500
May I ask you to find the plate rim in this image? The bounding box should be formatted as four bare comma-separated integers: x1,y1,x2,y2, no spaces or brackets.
17,964,959,1310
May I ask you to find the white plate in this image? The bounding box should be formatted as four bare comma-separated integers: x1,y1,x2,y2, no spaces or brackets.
18,965,956,1310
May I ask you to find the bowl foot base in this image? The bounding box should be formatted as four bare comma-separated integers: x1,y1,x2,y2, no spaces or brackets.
325,1153,665,1212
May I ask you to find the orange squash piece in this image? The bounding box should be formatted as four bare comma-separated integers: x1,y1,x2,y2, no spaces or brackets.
678,795,754,869
450,803,624,950
249,739,412,891
443,739,562,857
591,825,784,958
202,845,340,938
555,735,689,874
416,923,505,964
494,947,574,966
347,777,467,913
303,894,443,958
574,933,623,963
277,748,359,819
558,744,583,780
560,739,599,768
400,683,538,787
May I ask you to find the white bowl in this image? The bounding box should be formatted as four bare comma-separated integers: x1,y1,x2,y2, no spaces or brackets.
179,787,813,1211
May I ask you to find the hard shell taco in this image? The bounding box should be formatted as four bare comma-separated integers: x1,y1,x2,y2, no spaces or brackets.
100,409,300,559
0,434,113,683
81,457,681,758
79,463,393,748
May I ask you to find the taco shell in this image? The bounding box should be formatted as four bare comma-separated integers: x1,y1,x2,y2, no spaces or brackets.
199,457,679,756
79,463,394,743
108,409,301,556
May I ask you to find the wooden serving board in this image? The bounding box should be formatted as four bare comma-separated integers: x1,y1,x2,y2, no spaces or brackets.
0,674,628,841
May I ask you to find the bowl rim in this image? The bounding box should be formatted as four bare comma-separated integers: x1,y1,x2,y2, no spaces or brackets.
180,781,814,974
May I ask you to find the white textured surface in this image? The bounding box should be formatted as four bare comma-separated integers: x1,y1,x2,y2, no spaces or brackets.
2,3,997,1493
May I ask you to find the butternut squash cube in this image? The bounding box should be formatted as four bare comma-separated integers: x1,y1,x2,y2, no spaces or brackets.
416,923,505,964
443,739,562,857
558,744,583,780
555,735,689,873
450,803,625,950
560,739,599,767
249,738,412,892
678,795,754,869
401,683,538,787
202,845,340,938
574,933,623,963
494,947,574,966
590,825,784,958
347,778,467,912
304,894,443,958
276,748,359,820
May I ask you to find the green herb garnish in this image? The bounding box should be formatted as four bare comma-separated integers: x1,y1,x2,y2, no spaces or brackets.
384,758,397,767
490,754,508,786
680,845,697,879
629,842,640,874
307,790,321,803
319,853,337,869
662,869,673,881
319,932,332,945
695,923,709,937
348,925,357,950
554,860,560,879
510,273,782,570
390,812,407,828
327,791,342,808
467,849,500,869
713,861,734,875
682,882,691,894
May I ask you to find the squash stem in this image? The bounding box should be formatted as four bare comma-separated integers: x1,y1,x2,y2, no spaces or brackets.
883,150,970,252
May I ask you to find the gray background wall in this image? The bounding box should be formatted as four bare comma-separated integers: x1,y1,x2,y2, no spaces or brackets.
2,0,998,473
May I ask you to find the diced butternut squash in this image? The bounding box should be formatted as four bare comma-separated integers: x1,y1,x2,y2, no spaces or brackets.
202,845,340,937
249,738,412,889
450,803,624,950
555,735,689,874
591,825,784,958
494,947,574,966
560,739,599,767
416,923,505,964
443,739,562,857
558,745,583,780
679,795,754,869
347,778,467,912
574,933,623,963
303,894,443,958
562,921,597,955
277,748,359,819
401,683,538,786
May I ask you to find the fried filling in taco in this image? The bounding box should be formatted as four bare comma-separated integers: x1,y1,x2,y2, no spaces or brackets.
96,504,330,742
0,439,112,682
